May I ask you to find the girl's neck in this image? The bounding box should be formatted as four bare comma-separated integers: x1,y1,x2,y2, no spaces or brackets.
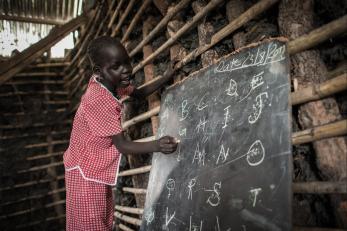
99,79,115,93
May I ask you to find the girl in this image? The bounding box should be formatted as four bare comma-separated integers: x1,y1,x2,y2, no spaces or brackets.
64,36,178,230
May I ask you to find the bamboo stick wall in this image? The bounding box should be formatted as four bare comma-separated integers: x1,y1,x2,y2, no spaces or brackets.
0,0,346,230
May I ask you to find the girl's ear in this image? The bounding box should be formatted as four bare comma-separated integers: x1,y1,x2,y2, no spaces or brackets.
92,65,101,75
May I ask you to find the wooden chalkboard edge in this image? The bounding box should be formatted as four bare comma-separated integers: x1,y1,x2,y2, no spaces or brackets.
166,36,289,91
284,40,294,228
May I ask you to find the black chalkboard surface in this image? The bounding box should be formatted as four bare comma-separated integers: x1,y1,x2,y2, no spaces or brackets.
140,40,292,231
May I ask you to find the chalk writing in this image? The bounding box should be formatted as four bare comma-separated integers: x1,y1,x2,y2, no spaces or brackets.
162,108,169,120
226,78,238,97
222,105,231,129
238,71,265,102
179,127,187,137
188,178,196,200
216,144,230,165
145,208,155,225
214,43,286,73
197,93,208,111
206,182,221,207
196,117,208,133
248,92,268,124
246,140,265,166
189,216,203,231
165,207,176,227
249,188,262,207
180,100,189,121
192,142,206,166
166,179,175,199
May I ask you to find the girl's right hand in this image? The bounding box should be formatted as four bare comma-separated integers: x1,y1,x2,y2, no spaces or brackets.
157,136,178,154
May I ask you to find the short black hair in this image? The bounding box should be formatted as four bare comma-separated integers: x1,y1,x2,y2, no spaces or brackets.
87,36,122,67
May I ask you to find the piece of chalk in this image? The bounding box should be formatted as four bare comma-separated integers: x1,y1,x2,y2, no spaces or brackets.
175,138,181,143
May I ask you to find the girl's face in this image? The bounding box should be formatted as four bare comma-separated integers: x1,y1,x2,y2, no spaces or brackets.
100,44,133,90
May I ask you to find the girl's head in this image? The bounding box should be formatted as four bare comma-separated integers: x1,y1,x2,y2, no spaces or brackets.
87,36,133,90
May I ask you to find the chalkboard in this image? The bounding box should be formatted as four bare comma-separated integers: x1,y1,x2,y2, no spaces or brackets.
141,40,292,231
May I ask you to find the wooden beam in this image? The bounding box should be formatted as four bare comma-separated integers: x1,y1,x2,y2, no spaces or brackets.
111,0,137,37
293,182,347,194
287,15,347,55
0,175,64,192
1,188,65,207
18,161,63,173
14,72,61,77
175,0,279,70
292,120,347,145
129,0,192,57
0,12,90,85
29,62,70,68
0,14,66,25
293,227,347,231
123,187,147,194
0,91,68,97
114,212,142,226
121,0,152,43
115,205,144,215
291,74,347,105
122,105,160,129
119,223,135,231
4,80,64,85
107,0,126,29
132,0,223,74
118,165,151,177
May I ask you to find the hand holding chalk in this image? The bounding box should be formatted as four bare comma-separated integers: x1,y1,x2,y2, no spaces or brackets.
157,136,178,154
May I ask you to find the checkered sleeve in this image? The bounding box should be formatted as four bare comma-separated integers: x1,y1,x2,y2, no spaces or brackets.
83,97,123,137
117,85,135,99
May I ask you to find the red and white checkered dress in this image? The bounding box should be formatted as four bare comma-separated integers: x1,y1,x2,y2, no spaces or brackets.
64,75,134,231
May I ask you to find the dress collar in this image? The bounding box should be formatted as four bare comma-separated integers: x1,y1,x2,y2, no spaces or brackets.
92,75,122,104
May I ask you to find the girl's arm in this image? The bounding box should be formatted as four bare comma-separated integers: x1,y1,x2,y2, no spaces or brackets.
130,62,175,99
112,132,178,155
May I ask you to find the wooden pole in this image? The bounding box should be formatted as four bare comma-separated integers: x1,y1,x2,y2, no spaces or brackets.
226,0,246,49
291,74,347,105
293,182,347,194
114,211,142,226
0,15,66,25
0,13,90,85
327,61,347,79
111,0,137,37
293,227,347,231
122,105,160,130
192,1,218,67
0,175,65,192
18,161,63,173
118,165,151,177
132,0,223,74
121,0,152,43
292,120,347,145
107,0,126,30
287,15,347,55
123,187,147,194
119,223,135,231
142,16,161,135
129,0,192,57
115,205,144,215
134,136,156,142
175,0,279,70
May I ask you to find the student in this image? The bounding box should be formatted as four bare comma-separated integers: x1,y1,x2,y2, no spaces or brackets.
63,36,178,231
